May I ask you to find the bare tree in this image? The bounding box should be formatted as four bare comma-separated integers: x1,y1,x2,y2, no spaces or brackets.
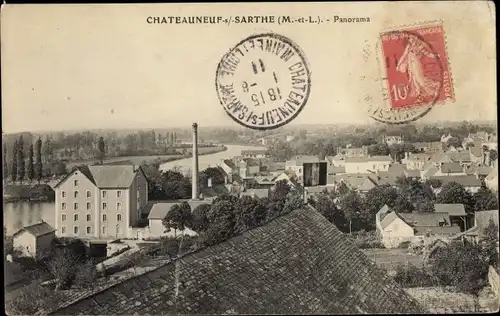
46,247,82,291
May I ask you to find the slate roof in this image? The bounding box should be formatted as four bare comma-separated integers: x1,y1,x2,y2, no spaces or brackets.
243,158,259,167
405,169,422,178
47,207,424,315
440,162,464,174
447,152,472,163
268,162,286,172
329,166,346,174
345,155,392,163
388,163,406,177
240,188,269,199
476,166,493,176
222,159,236,169
286,155,320,166
333,174,377,191
54,165,145,189
399,212,451,227
147,200,214,220
430,175,482,187
13,222,56,238
405,153,433,162
469,146,483,158
433,204,467,216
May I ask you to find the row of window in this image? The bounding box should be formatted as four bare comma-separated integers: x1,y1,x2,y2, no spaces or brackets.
61,190,123,198
61,213,122,222
60,225,121,235
61,202,122,211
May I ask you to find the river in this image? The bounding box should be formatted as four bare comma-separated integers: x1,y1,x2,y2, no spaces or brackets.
159,144,266,173
3,144,266,236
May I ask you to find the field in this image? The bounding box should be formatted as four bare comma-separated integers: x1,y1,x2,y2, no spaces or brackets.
66,146,226,169
362,248,424,274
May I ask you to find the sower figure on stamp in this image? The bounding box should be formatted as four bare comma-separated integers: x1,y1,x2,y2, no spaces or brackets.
396,36,440,102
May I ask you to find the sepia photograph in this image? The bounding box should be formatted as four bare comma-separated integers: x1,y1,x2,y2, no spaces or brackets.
1,2,498,315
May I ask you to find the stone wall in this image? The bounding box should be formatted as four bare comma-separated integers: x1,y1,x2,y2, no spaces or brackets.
489,265,500,298
406,286,499,313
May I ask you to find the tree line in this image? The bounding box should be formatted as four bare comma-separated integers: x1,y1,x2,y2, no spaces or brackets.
141,163,228,201
2,130,185,164
161,180,303,247
3,135,106,183
265,122,497,161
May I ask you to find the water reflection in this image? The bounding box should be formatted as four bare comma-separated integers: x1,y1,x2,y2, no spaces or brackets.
3,202,55,236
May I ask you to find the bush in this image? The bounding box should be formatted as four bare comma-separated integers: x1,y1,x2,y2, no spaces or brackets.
398,241,411,249
6,281,68,315
393,263,438,287
346,230,385,249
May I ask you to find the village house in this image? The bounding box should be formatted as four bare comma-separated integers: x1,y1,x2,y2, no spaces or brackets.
440,133,454,143
285,155,320,183
482,134,498,150
219,159,237,178
458,209,499,244
329,173,377,194
429,175,483,194
245,176,275,189
272,169,299,186
382,134,404,146
376,205,461,248
463,131,497,150
344,156,393,174
239,188,270,199
402,152,433,170
238,158,260,179
433,203,468,231
144,200,211,238
411,141,443,153
241,149,268,159
13,222,56,259
486,164,498,193
53,164,149,240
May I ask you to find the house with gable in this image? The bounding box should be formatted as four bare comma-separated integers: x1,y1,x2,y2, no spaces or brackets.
376,206,461,248
238,158,260,179
430,175,483,194
13,222,56,259
53,164,149,240
330,173,377,194
344,156,393,174
285,155,320,183
433,203,468,231
402,152,433,170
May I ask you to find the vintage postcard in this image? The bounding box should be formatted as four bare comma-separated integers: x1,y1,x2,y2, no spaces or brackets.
2,2,498,315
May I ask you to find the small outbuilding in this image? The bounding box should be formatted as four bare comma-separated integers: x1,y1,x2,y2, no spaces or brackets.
13,222,56,259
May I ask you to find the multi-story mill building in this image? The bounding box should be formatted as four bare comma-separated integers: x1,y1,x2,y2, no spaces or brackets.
53,164,148,239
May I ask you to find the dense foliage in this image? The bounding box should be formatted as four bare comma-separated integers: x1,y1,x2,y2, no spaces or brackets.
161,180,304,247
308,177,499,234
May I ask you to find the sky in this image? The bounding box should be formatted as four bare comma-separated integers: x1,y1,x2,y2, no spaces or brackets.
1,2,497,133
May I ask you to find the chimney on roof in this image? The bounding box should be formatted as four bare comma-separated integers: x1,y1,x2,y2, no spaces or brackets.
192,123,200,200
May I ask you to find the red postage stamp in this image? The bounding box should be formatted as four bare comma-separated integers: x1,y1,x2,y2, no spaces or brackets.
380,23,454,110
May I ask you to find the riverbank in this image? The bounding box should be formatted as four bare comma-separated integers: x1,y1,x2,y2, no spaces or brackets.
66,145,227,168
3,146,229,202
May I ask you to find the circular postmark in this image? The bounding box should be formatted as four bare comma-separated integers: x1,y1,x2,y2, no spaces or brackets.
367,29,445,124
215,33,311,130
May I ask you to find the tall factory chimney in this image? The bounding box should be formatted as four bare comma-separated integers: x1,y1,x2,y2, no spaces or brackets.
192,123,200,200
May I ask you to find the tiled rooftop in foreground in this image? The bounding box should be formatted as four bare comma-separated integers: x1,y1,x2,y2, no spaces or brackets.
49,207,425,315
